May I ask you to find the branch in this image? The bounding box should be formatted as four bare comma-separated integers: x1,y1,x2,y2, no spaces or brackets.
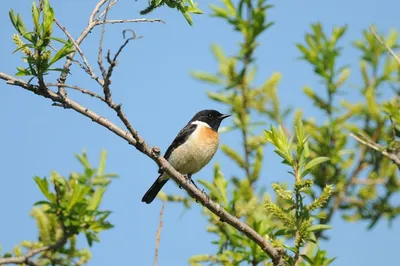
57,0,107,96
55,0,163,97
0,236,67,265
349,133,400,166
98,0,118,19
46,83,105,101
0,72,284,265
153,201,165,266
97,0,111,77
97,18,165,25
54,18,103,86
370,26,400,65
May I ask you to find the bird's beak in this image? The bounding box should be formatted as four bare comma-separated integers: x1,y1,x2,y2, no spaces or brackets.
219,114,231,120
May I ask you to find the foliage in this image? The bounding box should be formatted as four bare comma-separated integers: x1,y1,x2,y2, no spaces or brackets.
140,0,203,26
2,0,399,265
183,0,400,265
9,0,73,81
298,24,400,229
0,151,117,265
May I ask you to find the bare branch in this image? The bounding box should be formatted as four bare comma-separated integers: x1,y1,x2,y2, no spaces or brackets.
55,0,163,96
46,83,105,101
102,29,141,103
0,71,284,265
98,0,112,77
153,201,165,266
57,0,109,95
98,0,119,19
89,0,109,23
0,236,67,265
352,178,386,185
349,133,400,166
370,26,400,65
54,18,103,86
96,18,165,25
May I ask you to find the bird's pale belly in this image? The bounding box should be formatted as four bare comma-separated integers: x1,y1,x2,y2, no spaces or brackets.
168,126,219,175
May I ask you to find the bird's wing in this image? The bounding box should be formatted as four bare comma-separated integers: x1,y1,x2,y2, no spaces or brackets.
164,123,197,161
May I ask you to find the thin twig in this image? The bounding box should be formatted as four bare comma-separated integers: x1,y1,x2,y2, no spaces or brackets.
66,56,86,71
0,236,67,265
57,0,109,95
96,18,165,25
0,71,285,265
98,0,112,77
153,201,165,266
349,133,400,166
98,0,119,19
370,26,400,65
102,30,141,103
46,83,105,101
89,0,109,23
1,182,77,266
352,178,386,185
54,18,103,86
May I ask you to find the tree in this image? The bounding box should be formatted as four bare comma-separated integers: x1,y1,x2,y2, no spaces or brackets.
0,0,399,265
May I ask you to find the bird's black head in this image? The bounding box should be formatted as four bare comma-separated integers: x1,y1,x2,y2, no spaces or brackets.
189,109,230,131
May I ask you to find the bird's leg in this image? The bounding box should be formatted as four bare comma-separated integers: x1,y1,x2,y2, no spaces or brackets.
186,174,201,189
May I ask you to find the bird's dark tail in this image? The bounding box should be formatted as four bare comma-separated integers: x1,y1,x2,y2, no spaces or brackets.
141,176,169,204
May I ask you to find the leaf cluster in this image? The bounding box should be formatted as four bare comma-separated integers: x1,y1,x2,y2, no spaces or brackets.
9,0,74,79
0,151,117,265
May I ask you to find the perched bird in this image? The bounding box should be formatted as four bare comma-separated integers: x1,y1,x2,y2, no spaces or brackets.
142,109,230,204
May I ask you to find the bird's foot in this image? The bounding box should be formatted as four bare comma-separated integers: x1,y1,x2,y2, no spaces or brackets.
196,189,210,203
179,174,192,189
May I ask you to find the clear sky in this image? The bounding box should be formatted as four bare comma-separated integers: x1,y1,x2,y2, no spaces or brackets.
1,0,399,265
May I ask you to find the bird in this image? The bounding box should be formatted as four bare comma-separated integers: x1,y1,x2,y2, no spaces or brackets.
142,109,230,204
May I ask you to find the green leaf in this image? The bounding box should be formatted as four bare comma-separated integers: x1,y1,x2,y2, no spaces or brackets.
191,72,222,84
300,254,314,264
33,176,55,202
154,0,163,7
97,149,107,176
15,67,32,76
88,187,106,211
9,10,18,30
85,231,99,247
42,0,54,37
211,44,225,62
304,157,330,172
181,11,193,26
67,184,90,210
221,144,246,168
32,2,40,31
76,151,91,169
210,5,229,18
34,200,52,206
50,36,70,44
48,45,74,66
308,224,332,232
222,0,236,16
186,6,203,14
274,228,296,237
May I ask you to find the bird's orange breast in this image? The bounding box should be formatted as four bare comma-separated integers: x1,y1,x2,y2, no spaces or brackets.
167,125,219,175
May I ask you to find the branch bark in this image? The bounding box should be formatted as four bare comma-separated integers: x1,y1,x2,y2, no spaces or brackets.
0,0,284,263
349,133,400,167
0,71,284,265
0,236,67,265
153,201,165,266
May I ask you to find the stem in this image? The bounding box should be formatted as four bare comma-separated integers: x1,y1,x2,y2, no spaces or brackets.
238,0,254,182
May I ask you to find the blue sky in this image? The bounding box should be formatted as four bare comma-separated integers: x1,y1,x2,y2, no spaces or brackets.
1,0,399,265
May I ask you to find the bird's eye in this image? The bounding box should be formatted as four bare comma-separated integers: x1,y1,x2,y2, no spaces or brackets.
207,113,213,118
